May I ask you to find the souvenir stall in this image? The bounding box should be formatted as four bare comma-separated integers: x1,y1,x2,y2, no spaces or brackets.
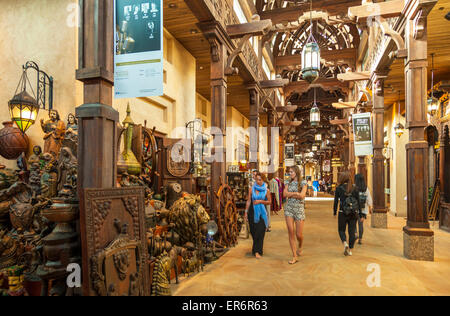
0,65,239,296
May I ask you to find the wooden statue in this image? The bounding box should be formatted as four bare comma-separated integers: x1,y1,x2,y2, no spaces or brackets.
40,110,66,158
56,147,77,193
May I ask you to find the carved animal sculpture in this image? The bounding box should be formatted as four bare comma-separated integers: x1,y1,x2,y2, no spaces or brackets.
151,252,172,296
167,246,185,284
181,251,202,278
168,194,210,245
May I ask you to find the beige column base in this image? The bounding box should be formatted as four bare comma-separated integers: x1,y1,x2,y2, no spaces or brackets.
403,228,434,262
371,212,388,229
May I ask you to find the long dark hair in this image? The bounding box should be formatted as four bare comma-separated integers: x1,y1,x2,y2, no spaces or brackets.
289,165,303,193
354,174,367,192
338,171,351,193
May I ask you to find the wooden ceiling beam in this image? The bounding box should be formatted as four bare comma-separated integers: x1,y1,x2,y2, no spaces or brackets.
348,0,404,23
260,78,290,89
276,48,357,68
260,0,362,24
226,20,272,39
285,78,349,96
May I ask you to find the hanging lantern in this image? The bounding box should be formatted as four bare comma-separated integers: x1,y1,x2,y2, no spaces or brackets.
310,104,320,126
301,0,320,83
427,96,439,116
8,62,53,134
315,133,322,141
301,42,320,83
8,70,39,133
394,123,405,138
312,145,318,151
428,53,439,116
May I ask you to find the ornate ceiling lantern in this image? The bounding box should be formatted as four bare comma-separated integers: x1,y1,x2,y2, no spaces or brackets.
8,61,53,134
427,53,439,116
312,145,318,152
310,88,320,126
315,133,322,142
301,0,320,83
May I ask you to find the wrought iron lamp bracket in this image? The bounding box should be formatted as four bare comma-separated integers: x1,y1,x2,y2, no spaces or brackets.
23,61,53,110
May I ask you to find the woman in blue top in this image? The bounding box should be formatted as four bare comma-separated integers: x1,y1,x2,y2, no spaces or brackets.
245,172,272,259
284,166,308,264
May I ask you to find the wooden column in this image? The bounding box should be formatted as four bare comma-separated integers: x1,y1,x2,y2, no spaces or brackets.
278,126,285,179
403,4,435,261
75,0,119,296
267,109,275,179
371,73,388,229
358,156,368,182
248,84,261,170
204,26,229,204
349,125,356,184
440,126,449,203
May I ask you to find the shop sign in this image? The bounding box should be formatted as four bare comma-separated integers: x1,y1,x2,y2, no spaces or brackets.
114,0,163,98
284,143,295,167
353,112,374,157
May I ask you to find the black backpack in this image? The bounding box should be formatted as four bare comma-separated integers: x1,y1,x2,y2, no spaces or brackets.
358,191,367,209
343,192,360,217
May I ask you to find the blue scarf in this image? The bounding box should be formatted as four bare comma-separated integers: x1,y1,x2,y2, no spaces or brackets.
252,183,268,228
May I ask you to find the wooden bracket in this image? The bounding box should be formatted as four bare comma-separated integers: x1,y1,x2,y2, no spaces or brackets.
225,34,251,76
375,17,407,58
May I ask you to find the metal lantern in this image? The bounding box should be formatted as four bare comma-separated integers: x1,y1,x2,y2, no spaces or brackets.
315,134,322,141
394,123,405,138
428,53,439,116
301,41,320,83
8,70,40,133
427,96,439,116
310,103,320,126
301,0,320,83
8,61,53,134
312,145,318,151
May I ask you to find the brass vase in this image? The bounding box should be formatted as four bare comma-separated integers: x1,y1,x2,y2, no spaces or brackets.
117,104,141,176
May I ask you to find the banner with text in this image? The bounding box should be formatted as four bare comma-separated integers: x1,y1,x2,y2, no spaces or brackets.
284,143,295,167
114,0,163,98
353,112,373,157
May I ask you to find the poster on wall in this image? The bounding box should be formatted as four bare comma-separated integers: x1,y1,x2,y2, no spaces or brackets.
285,143,295,167
352,112,373,157
114,0,163,99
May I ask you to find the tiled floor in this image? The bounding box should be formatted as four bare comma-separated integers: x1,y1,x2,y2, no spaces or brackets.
172,198,450,296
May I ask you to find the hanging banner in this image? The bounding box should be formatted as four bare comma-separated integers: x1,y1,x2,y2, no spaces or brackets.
114,0,163,99
353,112,373,157
284,143,295,167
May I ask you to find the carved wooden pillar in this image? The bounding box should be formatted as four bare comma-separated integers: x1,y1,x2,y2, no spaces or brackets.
371,73,388,229
440,126,449,203
278,126,285,179
267,109,275,179
207,30,228,204
248,84,261,170
76,0,118,190
403,5,435,261
349,124,356,185
358,156,368,182
75,0,119,296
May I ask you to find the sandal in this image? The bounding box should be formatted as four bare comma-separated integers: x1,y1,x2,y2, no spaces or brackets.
289,258,298,265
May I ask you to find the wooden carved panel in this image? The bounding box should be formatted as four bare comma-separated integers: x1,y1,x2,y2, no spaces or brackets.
81,187,150,296
160,138,194,193
440,203,450,233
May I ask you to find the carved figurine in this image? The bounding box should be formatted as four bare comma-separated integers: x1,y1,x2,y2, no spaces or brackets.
56,147,77,193
40,153,58,199
151,252,172,296
28,162,42,196
65,113,78,141
40,109,66,158
28,146,44,169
